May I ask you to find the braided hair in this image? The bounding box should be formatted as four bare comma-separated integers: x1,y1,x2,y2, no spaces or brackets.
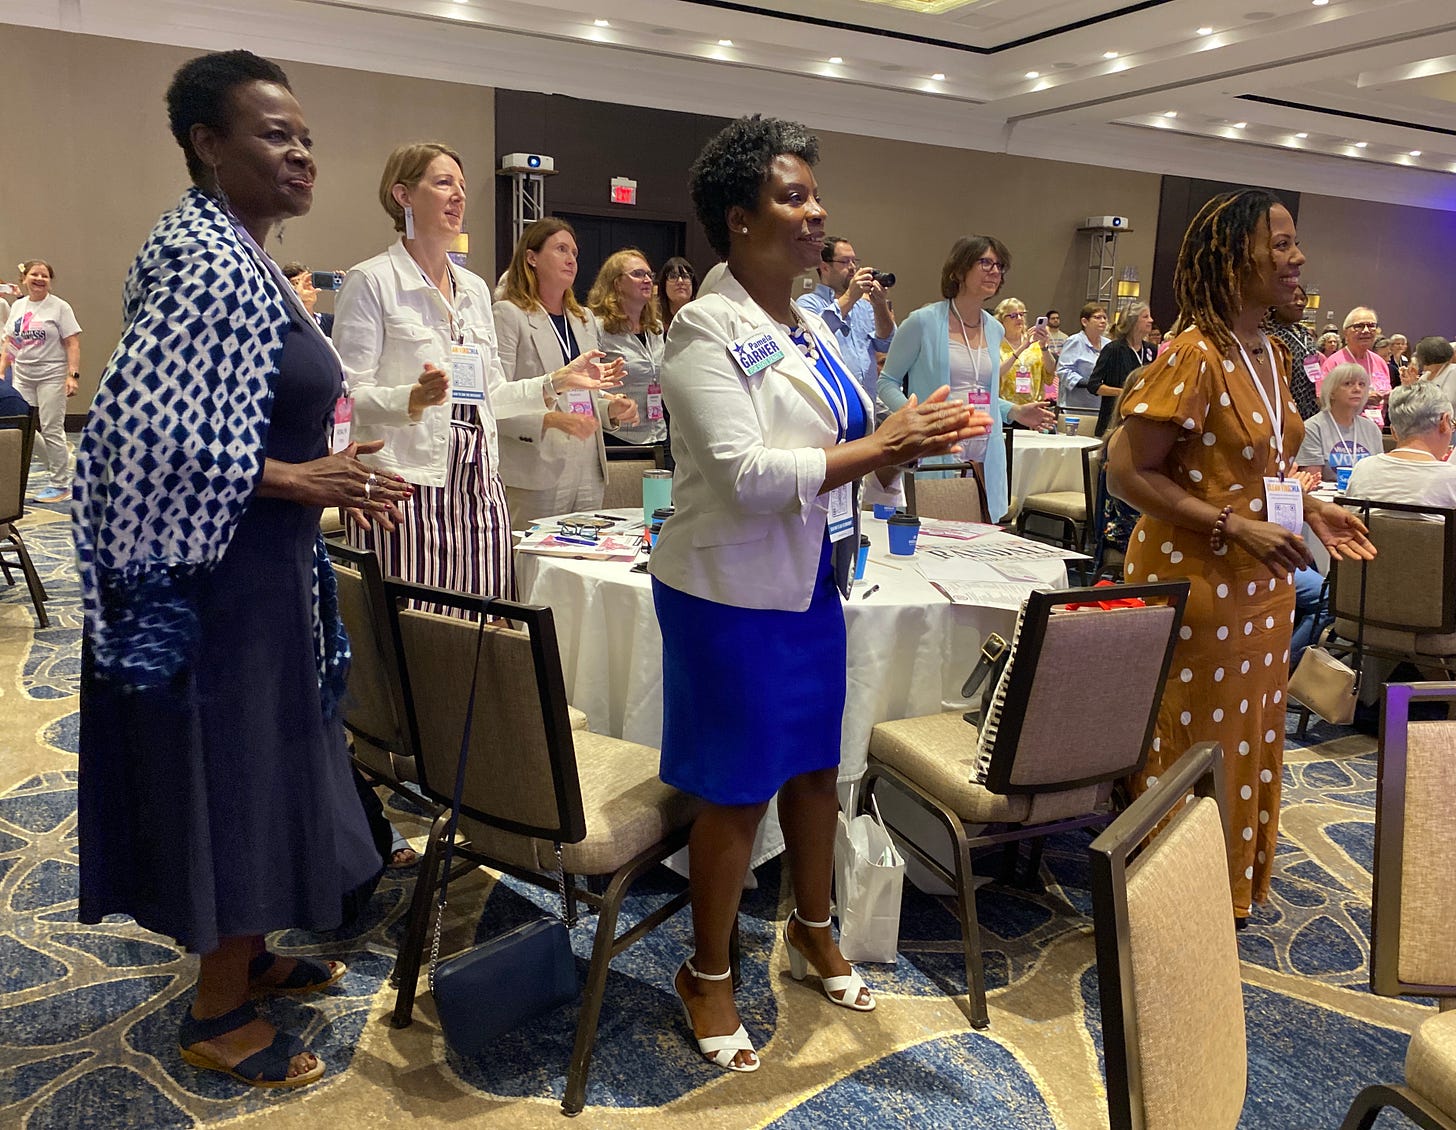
1172,188,1283,359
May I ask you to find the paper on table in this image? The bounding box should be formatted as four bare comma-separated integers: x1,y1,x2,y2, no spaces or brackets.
516,530,643,560
917,518,1003,541
929,579,1047,609
918,533,1089,563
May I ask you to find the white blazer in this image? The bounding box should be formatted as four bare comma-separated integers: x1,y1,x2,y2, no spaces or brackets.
650,266,901,611
333,241,553,488
492,300,613,491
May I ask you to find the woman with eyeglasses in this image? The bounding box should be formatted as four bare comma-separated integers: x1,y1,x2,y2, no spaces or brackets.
1054,301,1110,413
879,237,1054,522
994,297,1056,416
657,256,698,334
588,249,669,455
1319,307,1390,424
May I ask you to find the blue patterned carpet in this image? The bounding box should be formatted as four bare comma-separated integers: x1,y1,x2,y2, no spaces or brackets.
0,514,1425,1129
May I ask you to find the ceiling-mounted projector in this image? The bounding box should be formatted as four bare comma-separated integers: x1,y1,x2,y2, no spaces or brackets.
500,153,556,173
1081,215,1131,230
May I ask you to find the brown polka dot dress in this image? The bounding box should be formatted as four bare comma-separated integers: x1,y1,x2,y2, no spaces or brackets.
1121,325,1304,916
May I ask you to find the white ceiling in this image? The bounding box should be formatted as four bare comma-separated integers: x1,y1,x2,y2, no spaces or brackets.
11,0,1456,210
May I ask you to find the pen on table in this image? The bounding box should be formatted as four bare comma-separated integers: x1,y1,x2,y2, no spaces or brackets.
555,535,599,547
860,584,880,600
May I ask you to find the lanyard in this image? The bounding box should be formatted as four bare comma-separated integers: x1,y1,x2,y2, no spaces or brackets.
547,313,577,365
416,263,464,345
792,324,851,442
950,301,987,391
1234,331,1285,477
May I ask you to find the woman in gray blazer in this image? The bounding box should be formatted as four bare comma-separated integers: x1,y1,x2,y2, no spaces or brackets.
493,219,635,525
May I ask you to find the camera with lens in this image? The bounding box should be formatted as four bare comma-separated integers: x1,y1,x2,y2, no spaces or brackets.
869,269,896,289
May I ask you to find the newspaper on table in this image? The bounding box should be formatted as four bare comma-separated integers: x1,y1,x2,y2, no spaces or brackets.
916,521,1081,608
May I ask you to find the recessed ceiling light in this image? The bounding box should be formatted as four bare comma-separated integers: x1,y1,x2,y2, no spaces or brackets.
1410,150,1423,157
1163,110,1178,118
829,56,843,64
1025,70,1040,79
1295,132,1309,139
593,18,609,26
1103,51,1119,60
1312,0,1329,6
1232,122,1247,129
1354,141,1368,148
718,38,733,46
1197,26,1213,35
931,72,946,81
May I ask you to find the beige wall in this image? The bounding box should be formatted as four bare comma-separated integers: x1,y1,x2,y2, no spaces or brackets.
0,27,494,408
804,127,1162,324
1295,193,1456,341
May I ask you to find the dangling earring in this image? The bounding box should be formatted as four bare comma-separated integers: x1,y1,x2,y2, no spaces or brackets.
404,204,416,240
211,164,234,216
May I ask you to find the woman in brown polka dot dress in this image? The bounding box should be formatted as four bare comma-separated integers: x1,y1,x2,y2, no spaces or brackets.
1107,189,1375,920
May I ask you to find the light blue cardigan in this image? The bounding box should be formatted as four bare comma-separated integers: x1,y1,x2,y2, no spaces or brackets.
878,299,1011,521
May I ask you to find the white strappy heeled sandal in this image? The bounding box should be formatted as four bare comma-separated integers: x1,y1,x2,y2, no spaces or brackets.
675,959,760,1072
783,909,876,1011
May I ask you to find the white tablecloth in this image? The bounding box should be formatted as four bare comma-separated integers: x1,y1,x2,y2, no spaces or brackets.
1010,432,1101,516
516,516,1067,861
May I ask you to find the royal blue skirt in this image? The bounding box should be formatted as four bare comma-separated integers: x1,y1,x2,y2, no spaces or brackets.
652,538,846,805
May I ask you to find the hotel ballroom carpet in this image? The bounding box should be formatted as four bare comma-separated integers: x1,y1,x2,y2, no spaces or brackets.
0,500,1430,1129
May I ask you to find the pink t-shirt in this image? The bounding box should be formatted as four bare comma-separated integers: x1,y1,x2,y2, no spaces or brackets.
1320,347,1391,424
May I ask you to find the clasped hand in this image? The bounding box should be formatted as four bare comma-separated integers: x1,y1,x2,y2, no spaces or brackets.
879,385,990,463
281,439,412,533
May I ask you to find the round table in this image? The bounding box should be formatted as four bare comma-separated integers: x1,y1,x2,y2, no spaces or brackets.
1010,431,1102,516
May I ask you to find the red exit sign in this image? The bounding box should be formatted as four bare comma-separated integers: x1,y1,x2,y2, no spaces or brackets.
611,177,638,206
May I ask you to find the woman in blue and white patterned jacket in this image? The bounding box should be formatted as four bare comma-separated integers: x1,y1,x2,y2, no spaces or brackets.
73,50,408,1090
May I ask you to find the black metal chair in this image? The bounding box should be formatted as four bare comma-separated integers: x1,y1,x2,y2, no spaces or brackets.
0,410,48,626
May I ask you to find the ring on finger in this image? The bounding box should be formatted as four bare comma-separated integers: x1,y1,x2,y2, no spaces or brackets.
365,472,377,501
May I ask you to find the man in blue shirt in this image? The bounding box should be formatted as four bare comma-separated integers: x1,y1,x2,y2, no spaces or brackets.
796,236,895,395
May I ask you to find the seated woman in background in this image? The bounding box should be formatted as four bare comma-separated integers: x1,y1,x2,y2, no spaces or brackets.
1412,335,1456,407
588,248,670,459
657,256,698,335
1086,303,1155,435
1345,382,1456,508
879,236,1055,522
994,297,1056,416
493,219,636,525
1317,331,1342,357
1295,362,1382,482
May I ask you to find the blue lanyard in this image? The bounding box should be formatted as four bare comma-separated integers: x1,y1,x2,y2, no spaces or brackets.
796,327,853,442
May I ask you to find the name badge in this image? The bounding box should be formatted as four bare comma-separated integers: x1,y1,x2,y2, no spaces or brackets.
729,331,785,378
330,395,353,454
1302,354,1323,387
969,387,993,412
1014,375,1033,396
449,344,485,404
565,388,595,416
826,484,854,543
1264,476,1304,536
647,380,664,422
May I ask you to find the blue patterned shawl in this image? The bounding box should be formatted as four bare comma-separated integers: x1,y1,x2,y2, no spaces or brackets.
73,188,349,714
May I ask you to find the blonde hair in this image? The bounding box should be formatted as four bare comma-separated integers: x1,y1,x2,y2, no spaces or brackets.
993,297,1026,321
378,142,463,234
587,249,663,335
499,218,585,320
1110,303,1150,341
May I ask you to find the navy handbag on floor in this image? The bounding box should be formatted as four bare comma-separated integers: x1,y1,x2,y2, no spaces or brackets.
428,614,579,1058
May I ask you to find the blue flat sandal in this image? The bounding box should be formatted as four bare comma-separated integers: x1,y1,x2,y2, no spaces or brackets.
248,952,347,996
178,1000,325,1089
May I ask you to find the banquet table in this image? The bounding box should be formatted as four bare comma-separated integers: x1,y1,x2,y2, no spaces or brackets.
1010,431,1101,517
516,515,1069,863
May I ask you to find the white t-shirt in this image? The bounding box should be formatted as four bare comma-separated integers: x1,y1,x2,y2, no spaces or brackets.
5,294,81,380
1343,452,1456,511
1296,411,1383,473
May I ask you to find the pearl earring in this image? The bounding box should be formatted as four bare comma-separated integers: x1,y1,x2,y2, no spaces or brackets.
740,227,749,234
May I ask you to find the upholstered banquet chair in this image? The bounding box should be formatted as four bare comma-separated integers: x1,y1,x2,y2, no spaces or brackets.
1089,741,1243,1130
1339,682,1456,1130
601,443,666,511
1017,443,1101,555
383,580,701,1117
860,580,1188,1027
0,410,48,626
904,461,990,525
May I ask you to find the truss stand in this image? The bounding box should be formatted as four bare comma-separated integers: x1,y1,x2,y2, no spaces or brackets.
1078,221,1132,307
498,160,558,246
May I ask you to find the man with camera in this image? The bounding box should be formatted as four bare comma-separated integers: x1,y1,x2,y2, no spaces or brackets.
796,236,895,395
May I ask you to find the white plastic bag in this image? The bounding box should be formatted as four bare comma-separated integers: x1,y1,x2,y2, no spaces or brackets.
834,795,905,964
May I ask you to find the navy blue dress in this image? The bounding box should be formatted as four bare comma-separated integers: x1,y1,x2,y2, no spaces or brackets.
78,319,380,953
653,327,867,806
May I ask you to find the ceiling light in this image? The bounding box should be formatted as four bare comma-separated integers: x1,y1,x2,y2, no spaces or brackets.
1232,122,1247,129
593,18,609,26
1312,0,1329,5
1103,51,1119,59
931,72,946,81
1163,110,1178,118
718,38,733,46
1355,141,1368,148
829,56,843,64
1196,26,1213,35
1410,150,1423,157
1295,132,1308,139
1025,70,1040,79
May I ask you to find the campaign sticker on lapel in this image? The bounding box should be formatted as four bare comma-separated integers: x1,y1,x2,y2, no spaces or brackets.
729,331,785,378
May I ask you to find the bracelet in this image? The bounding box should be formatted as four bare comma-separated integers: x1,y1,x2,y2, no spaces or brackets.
1210,505,1234,552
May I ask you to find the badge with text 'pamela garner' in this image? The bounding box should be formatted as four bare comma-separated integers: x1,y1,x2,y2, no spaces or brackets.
729,331,785,377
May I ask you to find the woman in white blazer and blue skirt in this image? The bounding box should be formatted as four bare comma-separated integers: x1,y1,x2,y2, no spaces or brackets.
652,116,989,1074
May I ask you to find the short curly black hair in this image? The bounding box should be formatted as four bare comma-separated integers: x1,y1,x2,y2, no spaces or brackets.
166,50,291,184
689,115,819,259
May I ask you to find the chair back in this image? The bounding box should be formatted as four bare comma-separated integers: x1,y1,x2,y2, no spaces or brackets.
1080,444,1104,554
1330,499,1456,634
384,579,587,844
1090,742,1245,1130
0,411,37,526
1370,682,1456,999
601,444,666,510
905,462,989,524
325,542,416,773
981,581,1188,794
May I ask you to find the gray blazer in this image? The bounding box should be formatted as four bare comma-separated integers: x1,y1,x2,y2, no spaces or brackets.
492,299,611,490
